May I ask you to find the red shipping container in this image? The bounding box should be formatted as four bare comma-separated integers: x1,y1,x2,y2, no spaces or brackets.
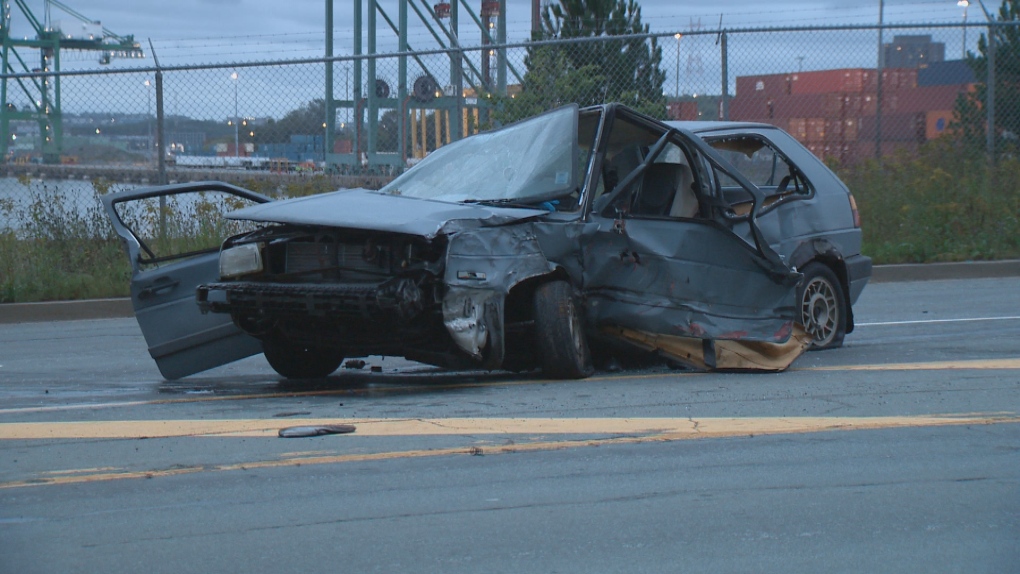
667,101,699,121
791,69,874,95
859,112,927,142
736,73,793,97
728,96,771,121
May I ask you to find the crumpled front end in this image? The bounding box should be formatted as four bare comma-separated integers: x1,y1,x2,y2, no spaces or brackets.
197,224,454,361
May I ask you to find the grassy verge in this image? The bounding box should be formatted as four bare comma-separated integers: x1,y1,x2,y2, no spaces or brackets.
0,181,131,303
1,145,1018,303
838,140,1020,265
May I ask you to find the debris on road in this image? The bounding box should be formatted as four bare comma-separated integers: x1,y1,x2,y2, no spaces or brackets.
278,424,356,438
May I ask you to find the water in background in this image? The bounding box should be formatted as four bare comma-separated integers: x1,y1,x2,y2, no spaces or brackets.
0,178,139,233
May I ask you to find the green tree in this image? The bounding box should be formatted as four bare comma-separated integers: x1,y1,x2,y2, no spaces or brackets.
259,99,326,144
496,0,666,123
955,0,1020,154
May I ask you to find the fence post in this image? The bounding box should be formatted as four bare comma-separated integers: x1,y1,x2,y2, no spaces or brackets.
875,3,884,161
986,21,996,161
325,0,335,170
720,31,728,120
152,63,167,187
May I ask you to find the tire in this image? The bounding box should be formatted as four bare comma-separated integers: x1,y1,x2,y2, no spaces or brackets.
533,280,594,379
262,338,343,379
797,262,847,350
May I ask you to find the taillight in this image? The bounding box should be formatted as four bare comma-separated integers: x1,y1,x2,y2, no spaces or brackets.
848,193,861,228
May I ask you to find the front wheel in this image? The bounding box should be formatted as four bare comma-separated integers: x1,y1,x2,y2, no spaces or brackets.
533,280,594,379
262,338,343,379
797,262,847,350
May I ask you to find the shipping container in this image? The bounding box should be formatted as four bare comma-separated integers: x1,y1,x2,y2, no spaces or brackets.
824,118,860,141
859,113,927,142
667,101,699,121
918,60,976,87
925,109,954,140
895,84,972,113
791,69,872,95
736,74,793,98
729,93,829,122
784,67,917,95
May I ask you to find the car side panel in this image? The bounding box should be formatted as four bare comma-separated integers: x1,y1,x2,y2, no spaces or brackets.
582,216,800,343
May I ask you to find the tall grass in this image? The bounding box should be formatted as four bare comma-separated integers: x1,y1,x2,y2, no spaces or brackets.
836,140,1020,264
0,179,130,303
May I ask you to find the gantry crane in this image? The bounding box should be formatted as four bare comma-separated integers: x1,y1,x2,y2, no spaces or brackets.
0,0,143,163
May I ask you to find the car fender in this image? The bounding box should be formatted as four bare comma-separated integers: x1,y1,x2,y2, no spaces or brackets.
789,239,855,334
442,226,559,367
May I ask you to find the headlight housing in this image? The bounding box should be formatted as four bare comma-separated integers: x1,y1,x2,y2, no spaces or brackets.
219,243,263,279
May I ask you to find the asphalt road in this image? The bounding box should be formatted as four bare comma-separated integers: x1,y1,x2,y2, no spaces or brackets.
0,277,1018,573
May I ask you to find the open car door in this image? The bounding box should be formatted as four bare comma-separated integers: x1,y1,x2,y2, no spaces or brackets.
101,182,270,379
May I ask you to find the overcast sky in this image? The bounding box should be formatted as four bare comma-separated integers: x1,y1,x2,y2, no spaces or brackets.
13,0,982,67
6,0,987,119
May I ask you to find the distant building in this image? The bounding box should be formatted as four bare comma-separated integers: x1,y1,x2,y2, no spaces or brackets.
884,35,945,68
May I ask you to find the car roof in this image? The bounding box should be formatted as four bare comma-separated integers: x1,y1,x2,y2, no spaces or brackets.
664,120,779,133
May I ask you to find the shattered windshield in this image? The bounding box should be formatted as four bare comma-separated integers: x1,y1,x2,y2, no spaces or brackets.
379,105,579,206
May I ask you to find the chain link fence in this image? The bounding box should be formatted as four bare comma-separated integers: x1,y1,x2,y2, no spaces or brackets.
2,21,1019,300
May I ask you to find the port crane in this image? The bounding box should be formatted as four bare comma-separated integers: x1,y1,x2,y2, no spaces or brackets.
0,0,143,163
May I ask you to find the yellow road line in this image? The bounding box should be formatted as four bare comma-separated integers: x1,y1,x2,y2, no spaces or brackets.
0,414,1016,490
0,414,1015,440
806,358,1020,371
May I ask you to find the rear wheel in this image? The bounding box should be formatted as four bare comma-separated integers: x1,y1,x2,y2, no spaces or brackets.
533,280,594,379
798,262,846,349
262,338,343,379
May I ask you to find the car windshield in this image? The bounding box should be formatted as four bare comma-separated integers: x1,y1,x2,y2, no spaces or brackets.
378,105,579,205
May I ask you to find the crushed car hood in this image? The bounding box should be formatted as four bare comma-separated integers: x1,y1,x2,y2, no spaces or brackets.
226,188,548,238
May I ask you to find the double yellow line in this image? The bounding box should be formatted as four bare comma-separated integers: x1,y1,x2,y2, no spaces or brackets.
1,414,1016,490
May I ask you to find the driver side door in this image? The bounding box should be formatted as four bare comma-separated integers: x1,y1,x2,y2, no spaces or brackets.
101,182,269,380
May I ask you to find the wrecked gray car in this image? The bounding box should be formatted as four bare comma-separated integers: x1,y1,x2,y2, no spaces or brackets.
103,103,866,381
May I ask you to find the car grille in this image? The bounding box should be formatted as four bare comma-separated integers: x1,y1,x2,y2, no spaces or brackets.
284,241,385,282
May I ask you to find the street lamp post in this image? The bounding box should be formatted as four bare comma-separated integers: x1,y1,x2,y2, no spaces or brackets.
230,71,239,158
674,33,682,99
959,0,970,59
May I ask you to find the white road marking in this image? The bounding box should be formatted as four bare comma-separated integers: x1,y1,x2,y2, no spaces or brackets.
857,316,1020,327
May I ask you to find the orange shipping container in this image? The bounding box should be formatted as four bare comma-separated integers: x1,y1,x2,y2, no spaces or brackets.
926,110,954,140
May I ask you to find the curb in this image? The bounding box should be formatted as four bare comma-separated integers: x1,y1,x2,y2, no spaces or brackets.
869,259,1020,283
0,298,135,324
2,260,1018,325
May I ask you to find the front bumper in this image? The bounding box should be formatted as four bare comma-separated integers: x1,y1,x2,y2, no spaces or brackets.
196,277,427,321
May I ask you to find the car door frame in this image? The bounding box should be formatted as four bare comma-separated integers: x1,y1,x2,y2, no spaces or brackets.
101,181,271,380
580,105,801,343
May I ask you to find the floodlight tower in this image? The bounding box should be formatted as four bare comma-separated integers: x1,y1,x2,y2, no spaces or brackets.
0,0,143,163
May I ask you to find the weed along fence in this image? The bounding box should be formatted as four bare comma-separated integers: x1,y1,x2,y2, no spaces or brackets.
1,21,1019,302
